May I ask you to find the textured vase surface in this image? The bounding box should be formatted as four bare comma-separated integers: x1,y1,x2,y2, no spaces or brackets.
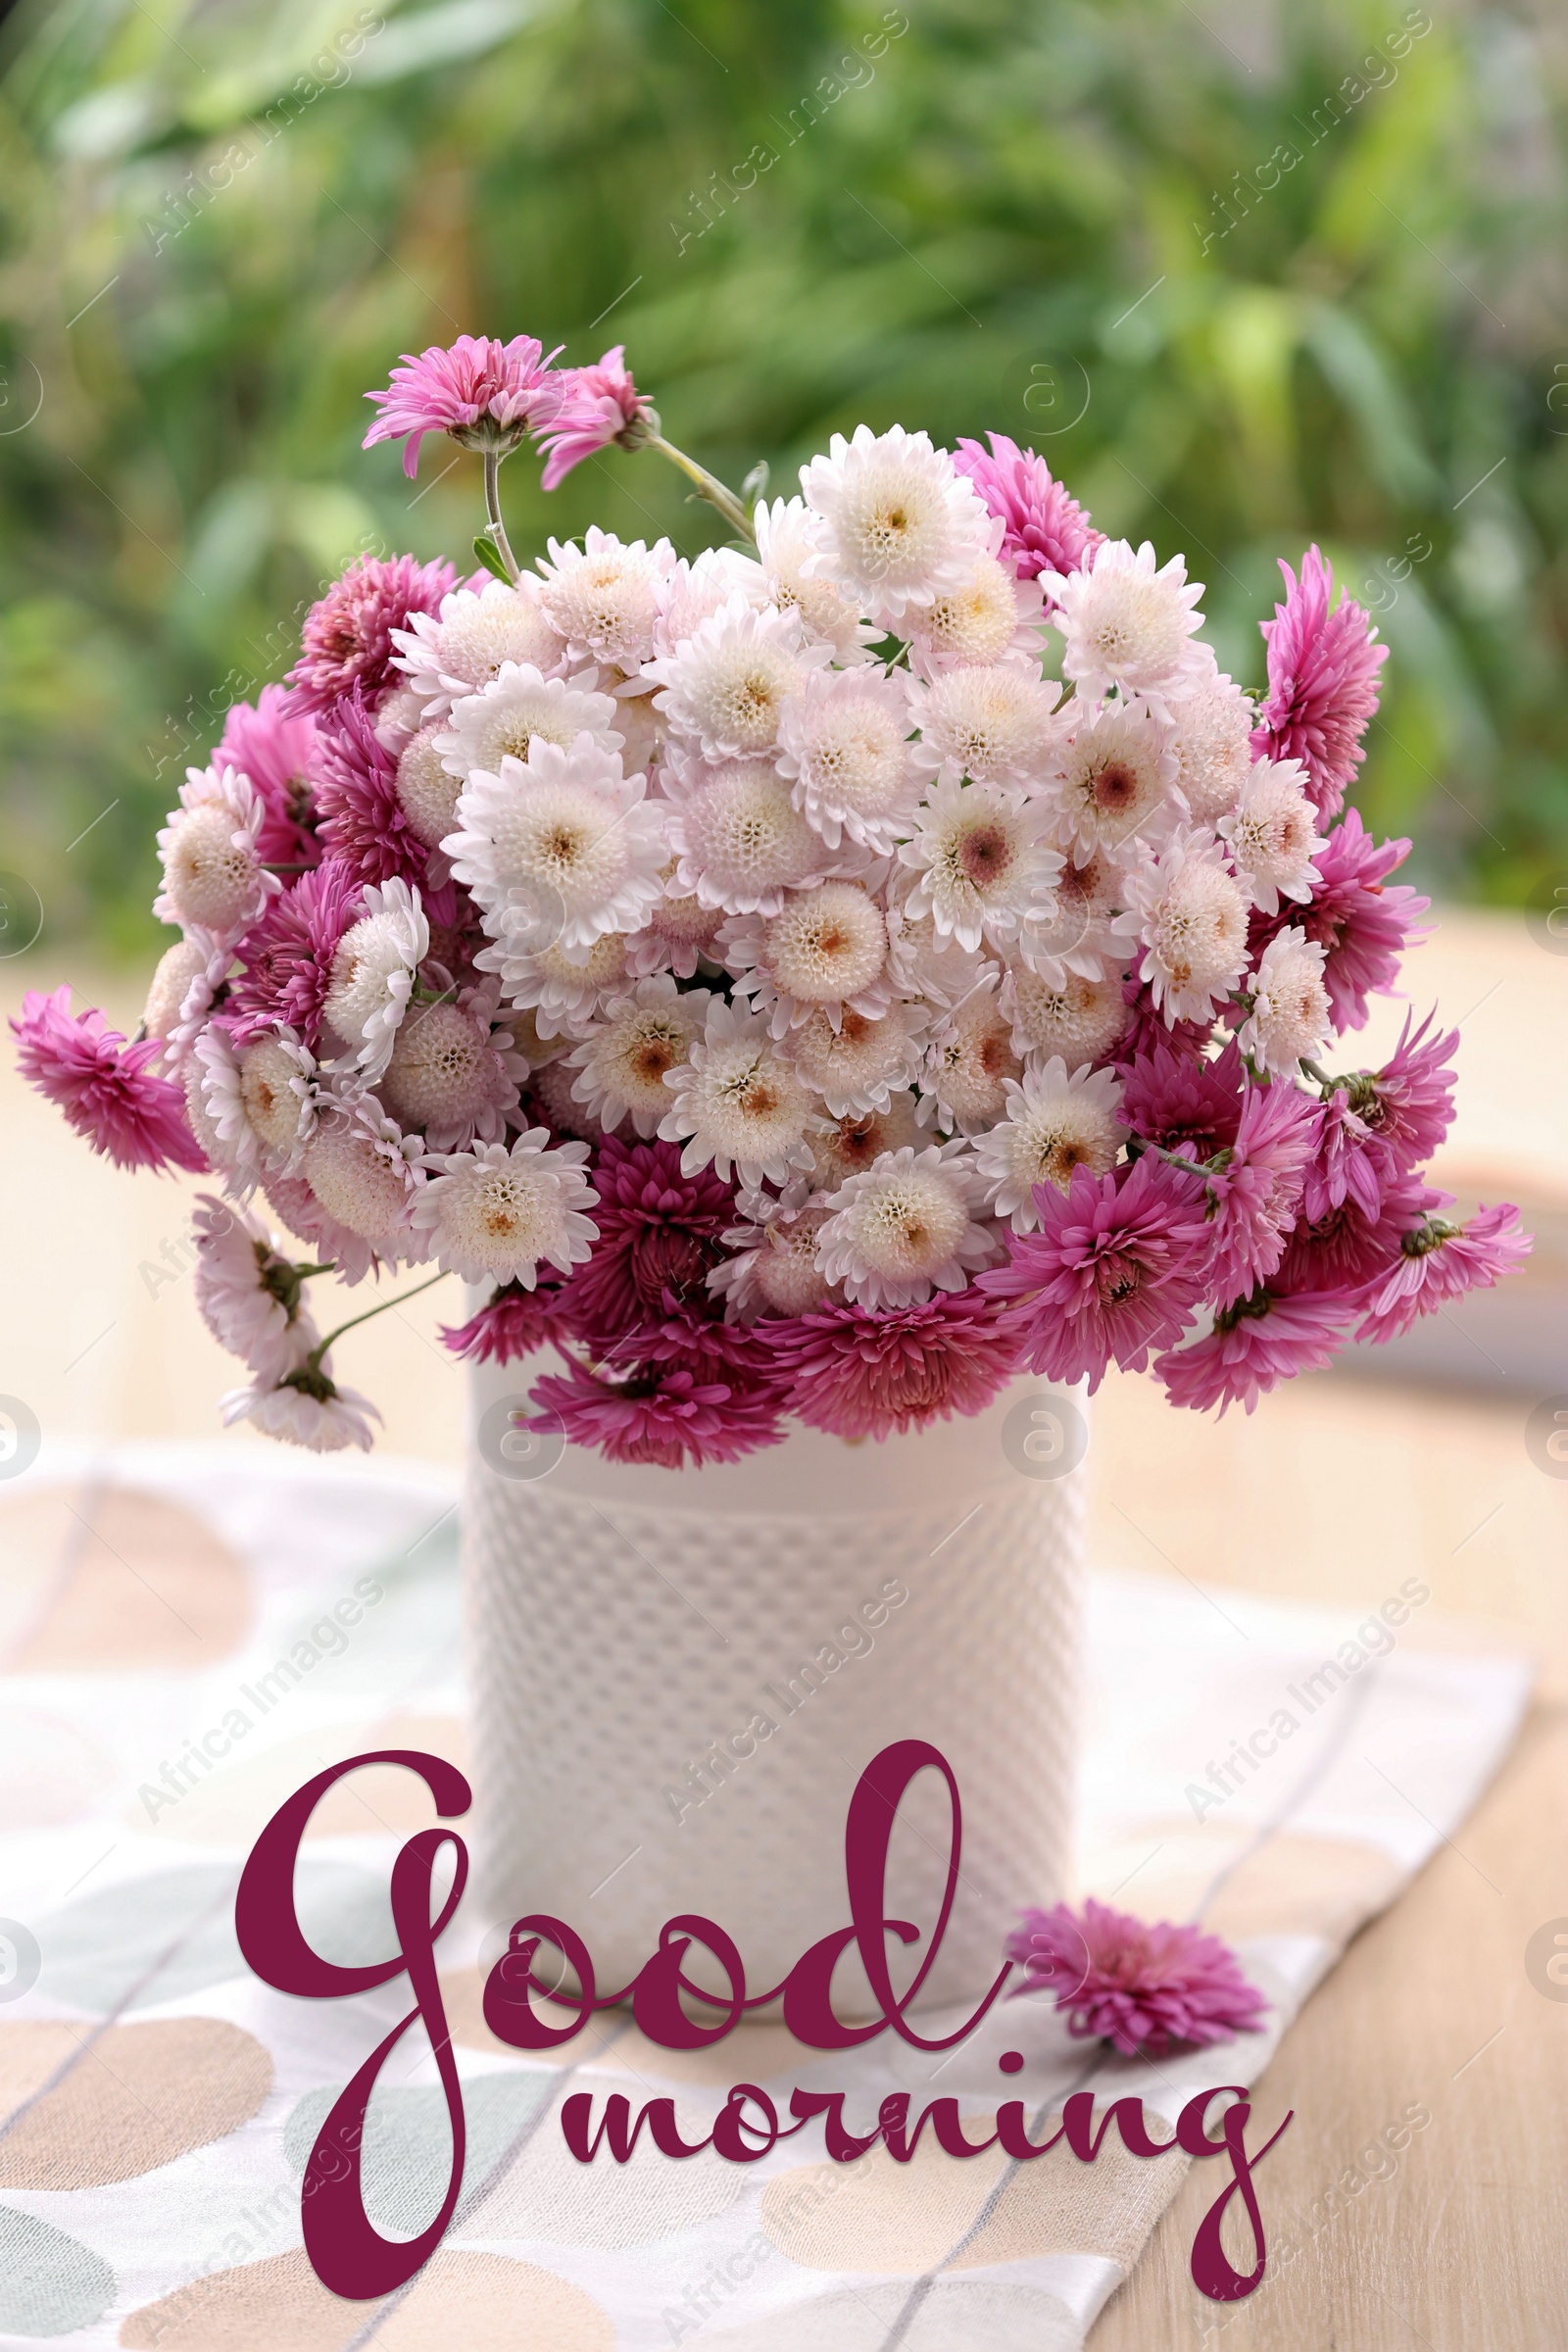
465,1362,1085,2013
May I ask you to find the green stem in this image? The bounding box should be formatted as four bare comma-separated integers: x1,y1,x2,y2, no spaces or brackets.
307,1269,451,1370
646,433,755,541
483,450,521,582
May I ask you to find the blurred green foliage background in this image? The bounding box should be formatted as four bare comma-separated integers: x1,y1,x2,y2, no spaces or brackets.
1,0,1565,958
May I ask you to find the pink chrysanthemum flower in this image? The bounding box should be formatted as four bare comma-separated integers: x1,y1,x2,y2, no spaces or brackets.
1250,809,1428,1033
534,345,656,490
529,1351,785,1468
1006,1898,1268,2057
568,1137,737,1345
287,554,457,715
1362,1007,1458,1164
1157,1287,1356,1415
439,1274,575,1365
13,987,207,1174
979,1154,1212,1390
1116,972,1216,1066
1201,1081,1321,1305
217,686,321,867
1273,1171,1433,1298
768,1292,1021,1442
363,334,564,478
312,689,431,887
1250,548,1389,820
225,859,364,1050
952,432,1103,594
1120,1038,1245,1160
1356,1202,1530,1345
1299,1013,1454,1226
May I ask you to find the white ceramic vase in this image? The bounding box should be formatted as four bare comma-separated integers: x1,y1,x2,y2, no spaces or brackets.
463,1361,1086,2013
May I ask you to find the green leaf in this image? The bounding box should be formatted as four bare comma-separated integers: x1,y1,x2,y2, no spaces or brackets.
472,531,511,583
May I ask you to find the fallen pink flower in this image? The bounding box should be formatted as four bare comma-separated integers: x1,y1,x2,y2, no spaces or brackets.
1006,1897,1269,2058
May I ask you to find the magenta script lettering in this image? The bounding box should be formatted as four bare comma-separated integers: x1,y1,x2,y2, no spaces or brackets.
235,1740,1290,2303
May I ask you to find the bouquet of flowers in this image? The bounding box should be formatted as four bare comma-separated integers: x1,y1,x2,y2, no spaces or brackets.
15,333,1528,1462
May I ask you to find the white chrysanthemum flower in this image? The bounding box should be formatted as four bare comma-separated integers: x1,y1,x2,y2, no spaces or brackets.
445,738,667,957
710,1200,839,1320
644,593,826,763
436,662,623,785
815,1142,996,1309
1013,845,1125,986
752,496,878,662
1112,829,1250,1025
1042,699,1181,865
883,889,998,1007
1164,652,1256,823
1042,538,1206,717
775,668,921,854
196,1023,318,1180
906,663,1059,788
322,877,428,1080
658,1001,818,1187
155,764,274,937
507,1004,570,1070
564,975,712,1137
622,864,726,978
301,1101,425,1250
181,1049,235,1171
373,681,431,752
999,965,1131,1070
785,1001,926,1119
662,756,834,915
608,683,662,777
535,527,678,670
221,1323,380,1454
393,579,565,713
650,546,769,660
724,881,891,1036
799,424,993,626
143,927,229,1066
378,986,524,1151
1217,757,1322,914
413,1129,598,1285
480,931,629,1040
1237,929,1333,1077
532,1051,620,1143
898,777,1064,956
806,1091,923,1190
393,725,464,851
918,976,1023,1135
973,1058,1125,1232
192,1191,317,1378
908,550,1046,670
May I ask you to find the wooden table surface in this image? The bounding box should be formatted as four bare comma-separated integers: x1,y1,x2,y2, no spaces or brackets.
6,906,1568,2348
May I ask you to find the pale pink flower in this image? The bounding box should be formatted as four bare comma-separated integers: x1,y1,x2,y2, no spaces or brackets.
221,1324,380,1452
363,333,564,477
191,1193,319,1378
